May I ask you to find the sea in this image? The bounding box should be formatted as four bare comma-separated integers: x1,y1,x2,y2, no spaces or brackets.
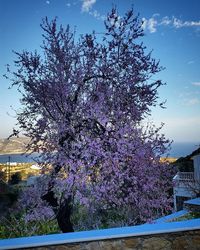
169,142,199,158
0,142,199,163
0,153,40,164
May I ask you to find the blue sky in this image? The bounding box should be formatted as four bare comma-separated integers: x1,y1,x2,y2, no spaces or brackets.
0,0,200,145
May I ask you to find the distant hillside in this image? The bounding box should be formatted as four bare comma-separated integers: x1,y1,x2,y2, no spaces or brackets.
173,146,200,172
0,137,30,155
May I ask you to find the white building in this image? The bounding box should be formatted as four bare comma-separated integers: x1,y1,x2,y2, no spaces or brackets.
6,162,17,166
30,164,42,170
173,154,200,211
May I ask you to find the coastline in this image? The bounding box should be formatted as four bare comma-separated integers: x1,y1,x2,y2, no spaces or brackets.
0,151,30,156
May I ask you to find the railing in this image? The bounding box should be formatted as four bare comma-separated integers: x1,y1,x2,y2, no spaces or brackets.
177,172,194,181
173,172,194,182
173,172,195,189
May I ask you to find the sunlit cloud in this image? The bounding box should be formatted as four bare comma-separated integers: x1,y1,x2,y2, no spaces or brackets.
192,82,200,87
46,0,50,4
81,0,96,12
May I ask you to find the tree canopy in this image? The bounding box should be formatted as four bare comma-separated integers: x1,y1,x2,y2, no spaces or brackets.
6,8,174,232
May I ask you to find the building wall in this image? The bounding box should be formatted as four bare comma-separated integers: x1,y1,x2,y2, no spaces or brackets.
193,154,200,181
175,196,190,211
174,185,195,197
20,229,200,250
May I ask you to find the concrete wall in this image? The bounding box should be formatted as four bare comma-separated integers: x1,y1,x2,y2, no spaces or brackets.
184,198,200,213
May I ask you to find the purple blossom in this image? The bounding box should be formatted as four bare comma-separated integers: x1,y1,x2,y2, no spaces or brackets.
6,7,175,232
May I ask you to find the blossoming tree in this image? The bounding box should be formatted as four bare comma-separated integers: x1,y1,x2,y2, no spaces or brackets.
6,8,174,232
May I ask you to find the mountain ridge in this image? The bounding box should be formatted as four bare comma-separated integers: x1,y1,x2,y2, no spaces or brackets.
0,137,30,155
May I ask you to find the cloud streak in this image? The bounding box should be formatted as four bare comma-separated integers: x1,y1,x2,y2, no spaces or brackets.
142,14,200,33
81,0,96,12
188,60,195,65
192,82,200,87
88,10,105,21
178,88,200,106
186,98,200,106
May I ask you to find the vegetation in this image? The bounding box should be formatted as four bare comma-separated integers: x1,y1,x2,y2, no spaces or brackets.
0,170,7,182
0,178,59,239
172,146,200,172
170,212,200,222
0,214,59,239
0,180,19,220
9,172,22,185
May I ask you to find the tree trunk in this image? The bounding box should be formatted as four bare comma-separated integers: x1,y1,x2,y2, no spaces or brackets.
42,190,74,233
57,196,74,233
42,159,74,233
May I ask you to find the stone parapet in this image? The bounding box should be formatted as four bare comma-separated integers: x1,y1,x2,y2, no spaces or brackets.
20,230,200,250
1,219,200,250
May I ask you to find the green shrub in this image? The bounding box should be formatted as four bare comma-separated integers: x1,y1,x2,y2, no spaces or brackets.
0,171,7,182
0,213,60,239
171,212,200,222
9,172,22,185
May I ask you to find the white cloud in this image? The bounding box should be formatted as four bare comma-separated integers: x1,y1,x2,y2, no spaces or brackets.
142,17,157,33
66,2,71,7
81,0,96,12
186,98,200,106
148,18,157,33
141,18,147,30
152,13,160,18
173,18,183,28
173,18,200,28
142,14,200,33
89,10,105,21
161,16,171,26
178,88,200,107
46,0,50,4
192,82,200,87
